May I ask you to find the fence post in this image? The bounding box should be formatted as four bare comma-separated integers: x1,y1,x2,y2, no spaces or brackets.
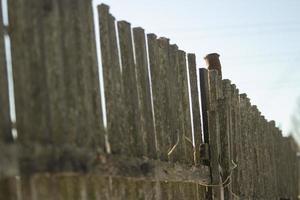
200,53,223,199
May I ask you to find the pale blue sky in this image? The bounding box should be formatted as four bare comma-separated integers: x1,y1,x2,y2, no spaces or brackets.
95,0,300,139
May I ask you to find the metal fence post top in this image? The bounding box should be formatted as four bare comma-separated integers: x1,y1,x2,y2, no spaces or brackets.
204,53,222,76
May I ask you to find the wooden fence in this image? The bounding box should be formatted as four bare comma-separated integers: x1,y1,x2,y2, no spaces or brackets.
0,1,299,199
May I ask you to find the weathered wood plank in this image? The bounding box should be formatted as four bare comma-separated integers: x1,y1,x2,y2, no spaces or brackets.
59,0,103,146
134,180,156,199
230,84,241,195
219,79,232,200
199,68,214,199
132,27,156,158
207,70,222,199
165,42,179,163
275,128,284,198
147,34,165,160
168,44,184,162
0,177,20,200
76,0,104,148
199,68,210,146
238,94,250,197
258,114,267,198
251,106,261,199
269,121,279,199
264,121,271,198
19,176,33,200
9,0,49,143
98,4,124,154
87,175,111,200
38,0,66,145
0,0,12,143
187,54,202,165
178,50,193,164
58,0,83,145
247,100,255,197
261,116,269,199
117,20,140,156
155,37,171,161
55,175,82,200
268,121,278,199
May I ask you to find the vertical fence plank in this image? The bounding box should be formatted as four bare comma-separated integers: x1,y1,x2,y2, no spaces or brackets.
168,44,184,162
219,79,232,200
76,0,104,148
40,0,66,145
259,117,266,198
251,106,260,199
257,108,263,199
230,84,241,196
156,37,171,161
59,0,99,146
178,50,193,164
269,121,279,199
277,130,285,198
147,34,169,160
59,0,83,145
98,5,124,154
266,122,273,198
117,21,140,156
55,175,82,200
289,137,299,199
9,0,49,143
281,137,289,198
239,94,250,198
208,69,222,192
207,70,222,199
132,27,156,158
247,101,255,197
187,54,202,165
0,0,12,143
165,42,180,163
199,68,210,146
199,68,213,199
30,175,55,200
268,121,278,199
0,177,20,200
147,34,161,159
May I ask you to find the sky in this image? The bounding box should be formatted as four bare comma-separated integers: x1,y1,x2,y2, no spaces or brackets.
94,0,300,140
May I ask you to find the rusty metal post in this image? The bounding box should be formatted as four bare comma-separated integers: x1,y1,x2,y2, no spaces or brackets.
204,53,222,77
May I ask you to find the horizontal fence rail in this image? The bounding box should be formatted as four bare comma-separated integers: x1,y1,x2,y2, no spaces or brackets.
0,1,299,199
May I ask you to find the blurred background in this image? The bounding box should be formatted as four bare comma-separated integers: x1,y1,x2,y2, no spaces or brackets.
94,0,300,143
